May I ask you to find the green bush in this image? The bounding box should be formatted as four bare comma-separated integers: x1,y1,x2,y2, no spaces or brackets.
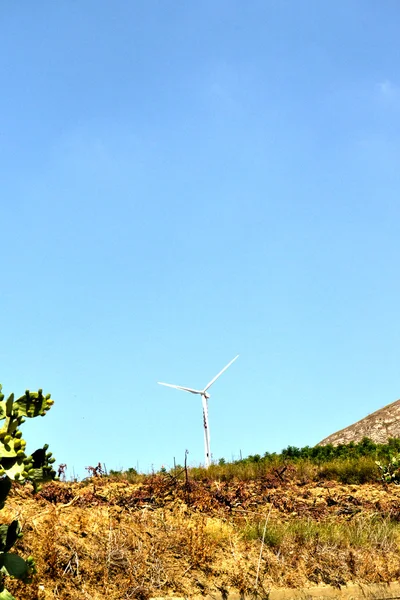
317,457,379,484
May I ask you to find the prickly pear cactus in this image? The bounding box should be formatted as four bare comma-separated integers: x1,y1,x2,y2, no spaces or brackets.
375,455,400,485
0,384,56,599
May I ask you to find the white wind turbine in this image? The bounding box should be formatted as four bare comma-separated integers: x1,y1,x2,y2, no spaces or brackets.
158,355,239,468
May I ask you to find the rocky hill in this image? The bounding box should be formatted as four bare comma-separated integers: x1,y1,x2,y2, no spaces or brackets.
318,399,400,446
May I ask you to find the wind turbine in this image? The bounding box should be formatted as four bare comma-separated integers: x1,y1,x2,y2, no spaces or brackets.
158,355,239,468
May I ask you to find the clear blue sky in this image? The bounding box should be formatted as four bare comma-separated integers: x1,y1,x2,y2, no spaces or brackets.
1,1,400,477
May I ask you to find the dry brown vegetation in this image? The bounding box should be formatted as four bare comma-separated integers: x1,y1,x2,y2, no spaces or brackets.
4,470,400,600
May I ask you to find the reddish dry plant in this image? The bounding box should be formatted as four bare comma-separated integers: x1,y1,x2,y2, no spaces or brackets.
4,475,400,599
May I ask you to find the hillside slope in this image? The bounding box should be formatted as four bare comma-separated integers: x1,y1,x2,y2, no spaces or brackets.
319,399,400,446
4,475,400,600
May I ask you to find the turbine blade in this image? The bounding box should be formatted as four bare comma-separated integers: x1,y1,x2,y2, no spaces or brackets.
203,355,239,392
157,382,202,395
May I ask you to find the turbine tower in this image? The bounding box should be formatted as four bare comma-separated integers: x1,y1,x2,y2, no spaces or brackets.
158,355,239,468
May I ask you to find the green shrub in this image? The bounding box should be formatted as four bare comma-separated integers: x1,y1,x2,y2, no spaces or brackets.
317,457,379,484
195,438,400,484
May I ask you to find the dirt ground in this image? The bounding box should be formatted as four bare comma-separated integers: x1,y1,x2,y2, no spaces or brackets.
4,474,400,599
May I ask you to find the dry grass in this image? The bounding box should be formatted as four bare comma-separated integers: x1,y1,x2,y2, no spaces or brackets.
3,476,400,599
242,513,399,551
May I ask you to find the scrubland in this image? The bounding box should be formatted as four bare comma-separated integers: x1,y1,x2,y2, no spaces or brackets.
5,454,400,600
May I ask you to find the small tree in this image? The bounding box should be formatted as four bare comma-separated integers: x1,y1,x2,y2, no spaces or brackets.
0,384,56,599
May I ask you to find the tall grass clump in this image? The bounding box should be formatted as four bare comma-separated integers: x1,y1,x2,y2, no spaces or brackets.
189,455,284,482
242,521,284,548
240,514,399,553
317,457,379,484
